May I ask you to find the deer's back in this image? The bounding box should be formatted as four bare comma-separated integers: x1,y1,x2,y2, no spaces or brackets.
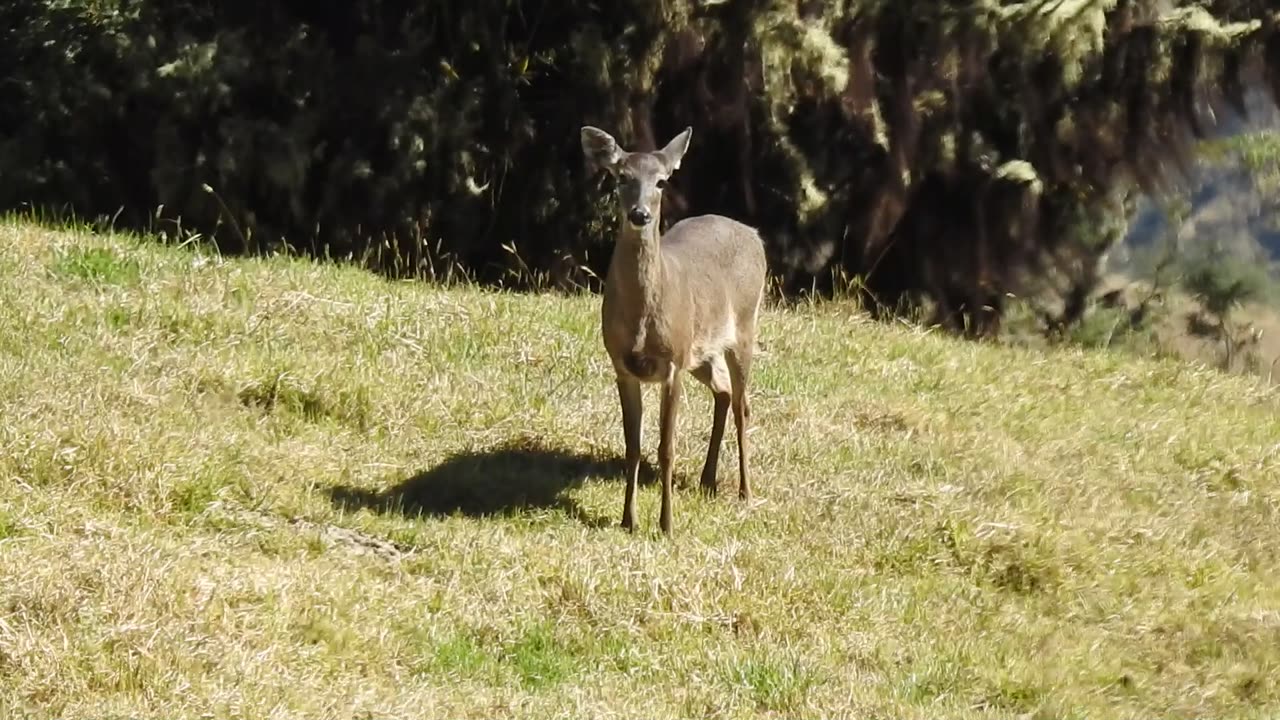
665,212,762,285
662,214,767,312
659,214,767,369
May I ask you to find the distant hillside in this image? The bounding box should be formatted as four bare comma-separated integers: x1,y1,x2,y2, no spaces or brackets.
1110,90,1280,272
1077,93,1280,380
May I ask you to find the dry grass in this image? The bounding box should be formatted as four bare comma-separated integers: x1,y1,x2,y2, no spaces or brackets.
1,216,1279,719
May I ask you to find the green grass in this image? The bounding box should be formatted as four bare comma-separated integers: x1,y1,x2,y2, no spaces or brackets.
1,216,1279,719
49,244,141,286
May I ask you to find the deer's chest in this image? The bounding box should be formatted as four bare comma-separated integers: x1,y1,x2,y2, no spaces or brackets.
601,306,680,383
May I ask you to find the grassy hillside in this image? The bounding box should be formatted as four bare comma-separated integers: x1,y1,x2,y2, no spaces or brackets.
1,217,1279,720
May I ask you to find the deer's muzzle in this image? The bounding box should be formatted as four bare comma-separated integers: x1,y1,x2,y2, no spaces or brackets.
627,207,652,227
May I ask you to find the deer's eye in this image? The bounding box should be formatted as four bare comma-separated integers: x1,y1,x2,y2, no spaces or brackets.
655,178,668,189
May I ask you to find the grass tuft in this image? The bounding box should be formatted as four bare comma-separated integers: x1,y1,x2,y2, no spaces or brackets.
50,245,140,286
722,651,825,713
0,508,21,540
504,622,579,690
421,632,493,679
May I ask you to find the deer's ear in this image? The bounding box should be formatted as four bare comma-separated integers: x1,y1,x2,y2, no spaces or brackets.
657,126,692,173
581,126,624,174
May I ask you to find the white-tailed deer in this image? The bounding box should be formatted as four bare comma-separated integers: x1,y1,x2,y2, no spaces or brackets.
581,124,767,535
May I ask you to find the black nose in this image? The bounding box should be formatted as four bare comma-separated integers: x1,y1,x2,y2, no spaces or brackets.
627,207,652,226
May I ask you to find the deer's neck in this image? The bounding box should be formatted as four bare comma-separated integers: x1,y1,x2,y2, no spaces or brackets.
611,218,664,313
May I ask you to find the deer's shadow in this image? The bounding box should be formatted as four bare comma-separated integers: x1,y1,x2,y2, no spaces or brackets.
326,440,657,527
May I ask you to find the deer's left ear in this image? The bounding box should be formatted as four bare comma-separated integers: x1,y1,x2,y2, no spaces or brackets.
657,127,692,173
581,126,626,174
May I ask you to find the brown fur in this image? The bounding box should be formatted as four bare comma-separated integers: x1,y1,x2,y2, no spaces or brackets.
581,125,768,535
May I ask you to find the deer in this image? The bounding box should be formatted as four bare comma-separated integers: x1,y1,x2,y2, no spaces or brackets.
580,124,767,535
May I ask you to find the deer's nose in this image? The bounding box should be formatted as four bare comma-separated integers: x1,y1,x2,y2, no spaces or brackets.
627,207,652,227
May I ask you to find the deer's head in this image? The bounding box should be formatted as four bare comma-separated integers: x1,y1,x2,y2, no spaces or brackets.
581,126,692,230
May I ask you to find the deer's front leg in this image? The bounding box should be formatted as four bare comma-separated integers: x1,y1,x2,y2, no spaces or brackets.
658,372,682,535
617,377,643,532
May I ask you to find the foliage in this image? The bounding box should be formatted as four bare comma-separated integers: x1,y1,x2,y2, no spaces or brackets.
1202,130,1280,177
1198,129,1280,244
2,1,1280,335
1183,254,1267,317
1180,247,1270,369
1064,298,1164,352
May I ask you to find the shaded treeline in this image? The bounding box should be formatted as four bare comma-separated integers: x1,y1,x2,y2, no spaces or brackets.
2,1,1279,334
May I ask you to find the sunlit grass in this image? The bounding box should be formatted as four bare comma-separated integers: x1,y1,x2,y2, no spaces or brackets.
1,215,1278,719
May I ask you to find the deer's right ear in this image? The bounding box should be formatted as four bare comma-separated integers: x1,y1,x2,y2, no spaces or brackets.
657,126,693,173
581,126,624,174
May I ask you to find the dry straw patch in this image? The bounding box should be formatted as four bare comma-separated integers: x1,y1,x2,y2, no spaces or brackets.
1,217,1279,719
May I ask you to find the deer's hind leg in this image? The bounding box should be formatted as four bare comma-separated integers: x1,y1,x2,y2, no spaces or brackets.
691,355,732,497
726,347,753,502
657,372,683,535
